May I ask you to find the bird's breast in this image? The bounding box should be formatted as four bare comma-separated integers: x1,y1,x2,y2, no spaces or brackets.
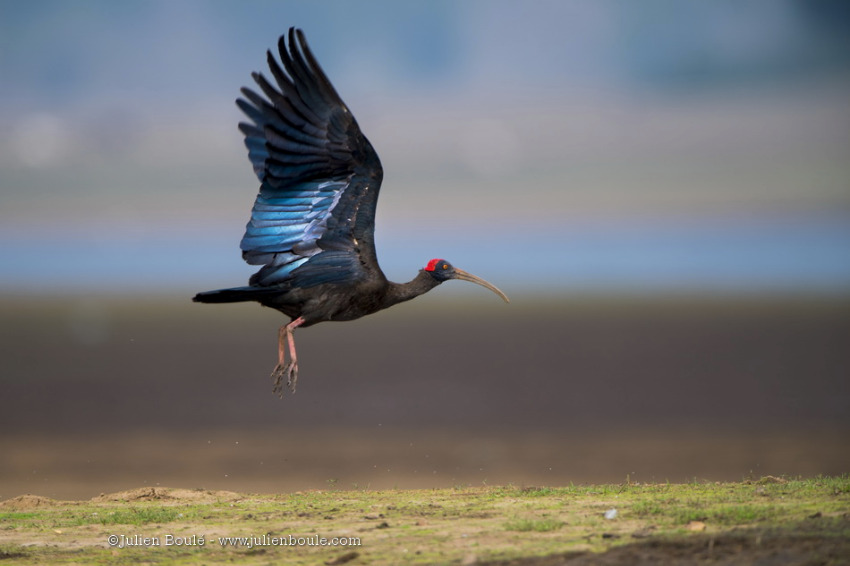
296,280,389,324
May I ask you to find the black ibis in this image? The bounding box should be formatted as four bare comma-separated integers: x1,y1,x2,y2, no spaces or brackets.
194,28,509,396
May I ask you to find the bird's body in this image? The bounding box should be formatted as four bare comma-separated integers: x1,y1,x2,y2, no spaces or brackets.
197,270,440,326
194,28,508,396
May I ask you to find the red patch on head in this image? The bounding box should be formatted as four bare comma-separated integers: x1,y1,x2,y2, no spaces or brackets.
425,258,442,271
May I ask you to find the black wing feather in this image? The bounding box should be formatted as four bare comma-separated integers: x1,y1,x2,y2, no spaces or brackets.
237,27,384,288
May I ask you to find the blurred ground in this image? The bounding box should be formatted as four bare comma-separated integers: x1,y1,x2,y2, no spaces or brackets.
1,294,848,500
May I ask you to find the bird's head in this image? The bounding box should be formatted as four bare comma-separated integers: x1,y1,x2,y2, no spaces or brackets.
423,259,510,303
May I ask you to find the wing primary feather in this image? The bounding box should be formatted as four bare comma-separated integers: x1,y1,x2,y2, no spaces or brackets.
265,119,326,146
282,28,313,93
275,35,324,125
264,48,319,125
257,61,318,128
285,30,334,119
238,122,264,138
240,86,305,135
235,97,267,128
286,29,327,111
295,28,344,105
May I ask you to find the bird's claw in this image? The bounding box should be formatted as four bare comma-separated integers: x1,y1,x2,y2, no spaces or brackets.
271,362,298,398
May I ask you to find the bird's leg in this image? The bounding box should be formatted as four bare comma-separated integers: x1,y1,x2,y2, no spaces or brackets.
271,326,288,397
271,316,305,397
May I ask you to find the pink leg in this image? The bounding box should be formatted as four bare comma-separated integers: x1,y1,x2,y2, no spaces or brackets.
271,316,305,397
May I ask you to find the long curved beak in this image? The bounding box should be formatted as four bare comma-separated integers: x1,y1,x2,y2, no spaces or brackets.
451,268,510,303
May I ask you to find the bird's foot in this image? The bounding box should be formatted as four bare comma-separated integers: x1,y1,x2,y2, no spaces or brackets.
270,361,299,398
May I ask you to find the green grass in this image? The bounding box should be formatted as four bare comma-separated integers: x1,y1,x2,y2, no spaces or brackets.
91,507,182,526
0,476,848,565
504,518,564,532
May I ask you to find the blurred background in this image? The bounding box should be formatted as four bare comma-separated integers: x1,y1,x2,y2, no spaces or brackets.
1,0,848,499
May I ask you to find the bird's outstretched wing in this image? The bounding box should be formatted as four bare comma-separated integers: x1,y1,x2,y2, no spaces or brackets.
237,27,384,289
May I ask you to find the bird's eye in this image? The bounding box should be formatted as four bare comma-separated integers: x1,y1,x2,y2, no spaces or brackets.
442,264,448,270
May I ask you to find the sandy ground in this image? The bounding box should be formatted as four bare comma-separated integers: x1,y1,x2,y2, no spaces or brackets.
2,426,849,501
1,295,848,500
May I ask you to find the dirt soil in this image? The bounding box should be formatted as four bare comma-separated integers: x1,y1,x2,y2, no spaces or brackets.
482,533,850,566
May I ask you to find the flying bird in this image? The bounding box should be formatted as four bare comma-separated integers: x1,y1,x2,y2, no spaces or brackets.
194,28,509,396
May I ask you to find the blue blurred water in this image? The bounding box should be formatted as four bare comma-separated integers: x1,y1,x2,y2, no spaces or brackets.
383,211,850,295
3,211,848,295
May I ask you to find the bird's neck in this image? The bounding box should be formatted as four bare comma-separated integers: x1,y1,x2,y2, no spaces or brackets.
383,270,441,309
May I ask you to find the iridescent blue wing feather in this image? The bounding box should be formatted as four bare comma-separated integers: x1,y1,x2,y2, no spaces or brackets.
238,28,384,288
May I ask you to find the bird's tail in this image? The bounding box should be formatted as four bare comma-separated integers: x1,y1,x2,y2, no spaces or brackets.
192,286,279,304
